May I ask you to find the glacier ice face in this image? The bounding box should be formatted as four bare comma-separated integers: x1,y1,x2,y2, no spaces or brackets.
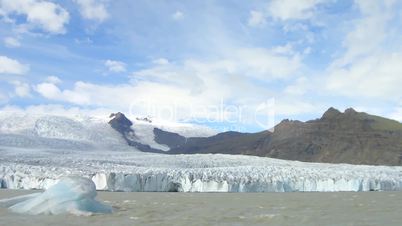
0,176,112,216
1,148,402,192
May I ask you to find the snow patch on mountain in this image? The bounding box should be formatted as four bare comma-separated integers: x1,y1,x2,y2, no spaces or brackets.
131,117,217,138
125,117,217,151
131,122,170,151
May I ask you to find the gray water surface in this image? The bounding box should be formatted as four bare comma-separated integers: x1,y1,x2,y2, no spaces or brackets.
0,190,401,226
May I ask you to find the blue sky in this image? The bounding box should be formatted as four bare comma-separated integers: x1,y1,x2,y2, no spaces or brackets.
0,0,401,132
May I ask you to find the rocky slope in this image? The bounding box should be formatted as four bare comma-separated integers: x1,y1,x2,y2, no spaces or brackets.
108,113,164,153
166,108,402,166
153,128,186,149
261,108,402,165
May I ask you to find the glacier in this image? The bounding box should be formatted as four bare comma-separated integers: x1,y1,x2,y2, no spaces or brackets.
129,117,217,151
1,147,402,192
1,112,402,193
0,176,112,215
0,112,216,151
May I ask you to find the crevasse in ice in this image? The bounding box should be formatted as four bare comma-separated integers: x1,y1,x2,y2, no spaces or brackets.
2,152,402,192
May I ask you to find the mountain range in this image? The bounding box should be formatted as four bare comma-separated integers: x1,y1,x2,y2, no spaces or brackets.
109,107,402,166
2,108,402,192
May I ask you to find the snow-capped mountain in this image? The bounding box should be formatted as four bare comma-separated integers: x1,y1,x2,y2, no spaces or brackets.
0,112,127,150
108,112,217,152
0,112,216,151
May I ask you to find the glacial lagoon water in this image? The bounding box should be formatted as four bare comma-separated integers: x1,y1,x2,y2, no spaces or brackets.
1,190,402,226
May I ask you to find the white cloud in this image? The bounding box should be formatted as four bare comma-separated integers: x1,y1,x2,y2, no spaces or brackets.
134,47,302,91
172,11,184,20
268,0,324,21
0,91,8,104
248,10,266,27
34,80,235,122
74,0,109,22
10,81,31,97
35,82,62,99
35,46,304,124
388,107,402,122
324,0,402,100
153,58,169,65
74,37,93,44
35,82,90,105
0,104,114,119
271,43,294,55
231,48,302,80
246,1,325,27
45,76,62,84
0,0,70,34
35,81,169,110
273,99,319,116
333,0,395,67
284,77,309,96
105,60,126,73
0,56,29,75
3,37,20,48
326,53,402,100
33,78,321,128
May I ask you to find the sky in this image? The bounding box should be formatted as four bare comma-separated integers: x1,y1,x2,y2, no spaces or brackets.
0,0,401,132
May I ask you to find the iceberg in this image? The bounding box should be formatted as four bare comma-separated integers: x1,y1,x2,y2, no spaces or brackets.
0,177,112,216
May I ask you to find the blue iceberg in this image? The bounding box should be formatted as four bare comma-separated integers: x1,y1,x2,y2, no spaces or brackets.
0,176,112,216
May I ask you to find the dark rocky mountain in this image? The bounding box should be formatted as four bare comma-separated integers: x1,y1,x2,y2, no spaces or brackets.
260,107,402,165
109,113,164,153
168,131,271,155
109,112,133,135
167,108,402,166
109,109,402,166
153,128,186,149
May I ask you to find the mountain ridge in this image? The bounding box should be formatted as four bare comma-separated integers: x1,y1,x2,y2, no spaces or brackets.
158,107,402,165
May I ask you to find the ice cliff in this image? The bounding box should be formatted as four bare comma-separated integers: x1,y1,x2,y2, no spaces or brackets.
1,149,402,192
